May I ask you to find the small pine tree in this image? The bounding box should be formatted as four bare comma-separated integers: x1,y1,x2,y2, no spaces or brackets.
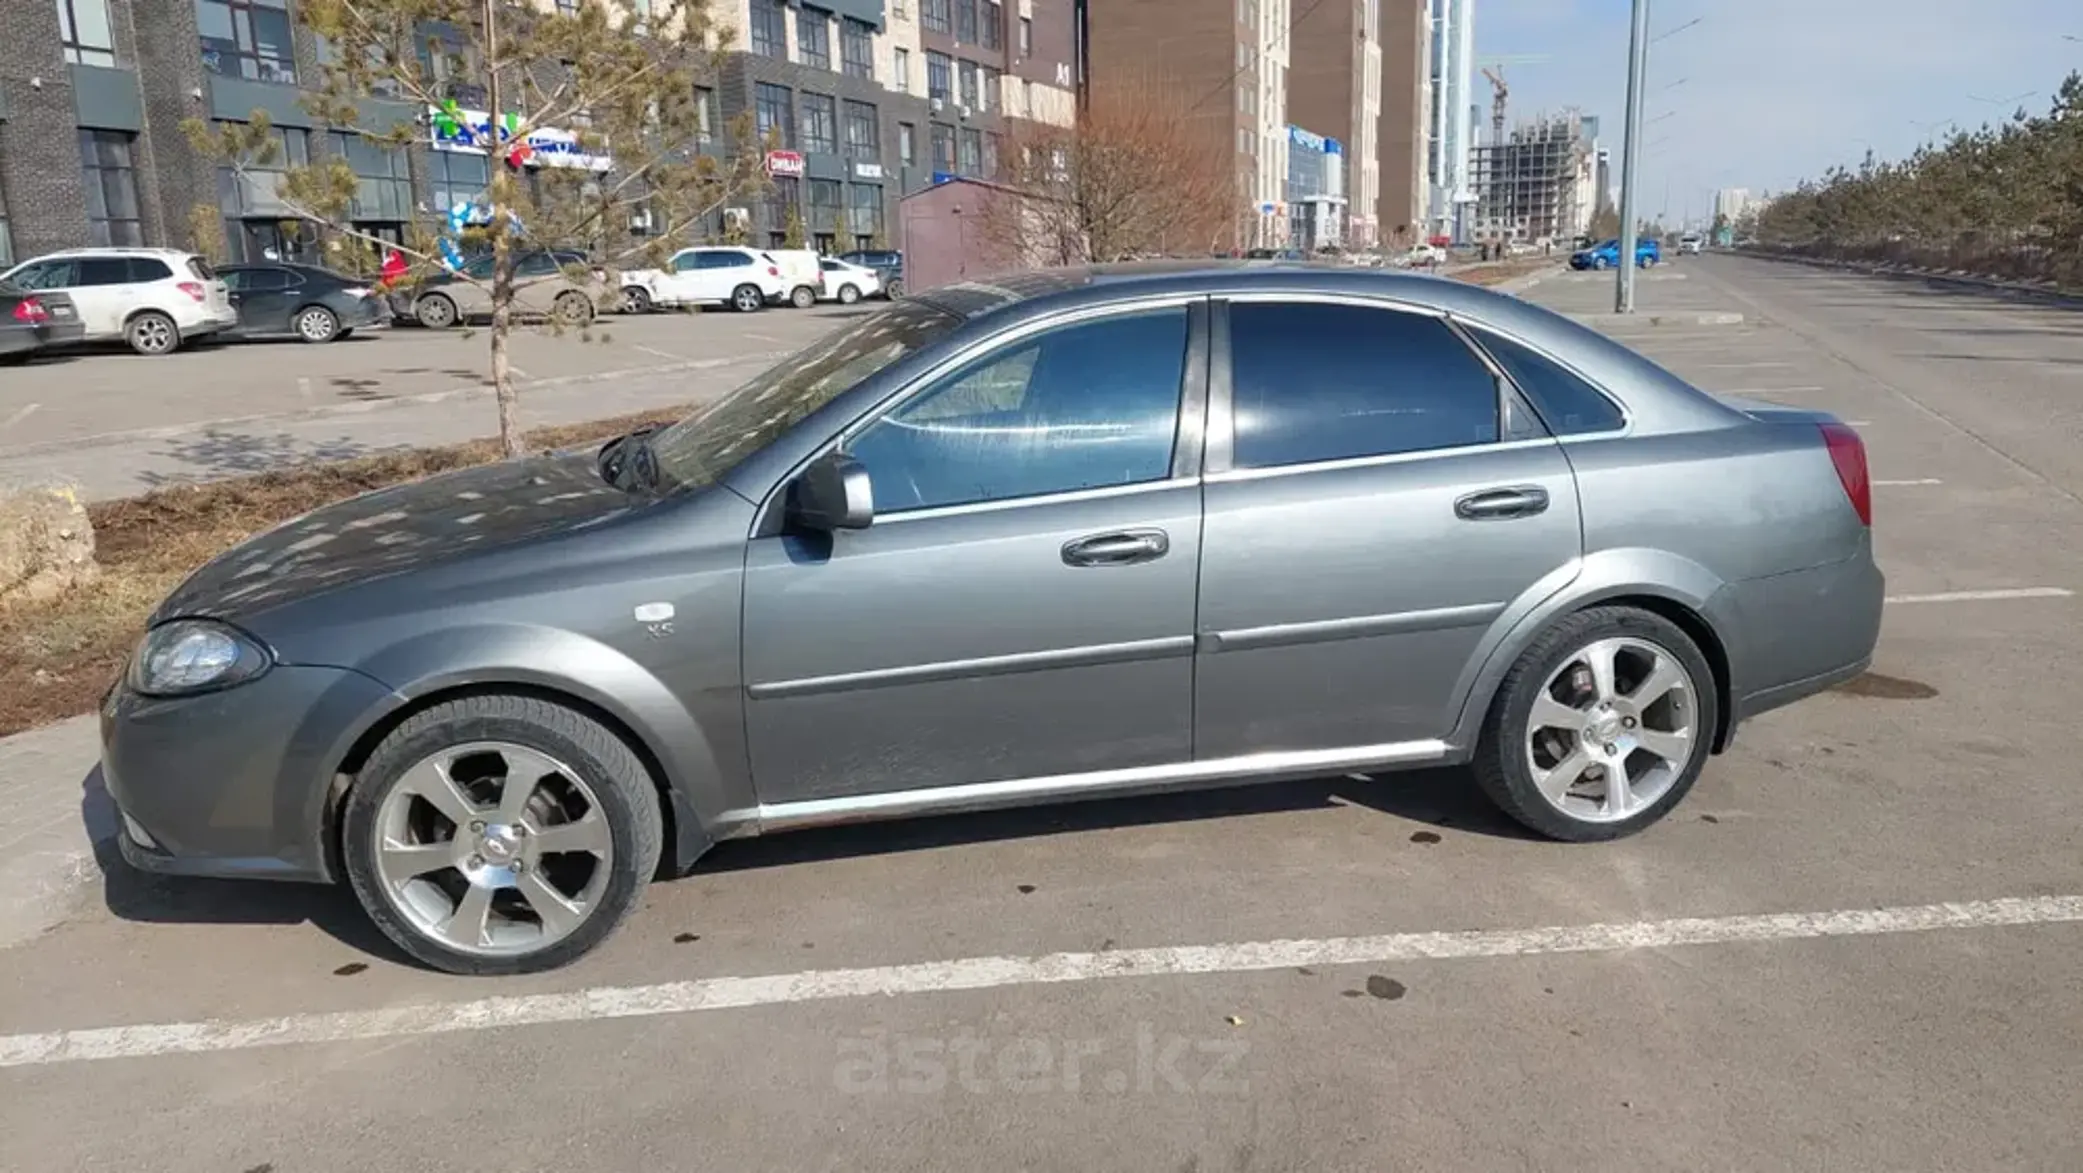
782,203,807,250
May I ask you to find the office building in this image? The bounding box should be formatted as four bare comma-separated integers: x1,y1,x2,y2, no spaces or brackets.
1284,123,1344,250
1424,0,1475,243
1714,186,1755,224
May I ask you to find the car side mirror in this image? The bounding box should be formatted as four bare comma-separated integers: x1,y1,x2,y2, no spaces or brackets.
791,450,874,531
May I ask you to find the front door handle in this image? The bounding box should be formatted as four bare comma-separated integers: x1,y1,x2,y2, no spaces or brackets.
1454,486,1551,521
1062,528,1170,567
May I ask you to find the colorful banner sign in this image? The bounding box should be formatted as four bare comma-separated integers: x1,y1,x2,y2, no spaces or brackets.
430,105,612,172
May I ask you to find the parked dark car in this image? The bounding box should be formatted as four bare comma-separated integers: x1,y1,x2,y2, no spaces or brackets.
837,249,903,298
0,281,85,361
101,262,1882,976
218,264,389,343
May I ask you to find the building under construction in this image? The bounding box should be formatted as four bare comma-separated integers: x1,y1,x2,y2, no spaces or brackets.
1468,111,1600,246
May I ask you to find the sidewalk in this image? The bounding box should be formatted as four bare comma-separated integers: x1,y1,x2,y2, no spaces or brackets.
0,716,102,949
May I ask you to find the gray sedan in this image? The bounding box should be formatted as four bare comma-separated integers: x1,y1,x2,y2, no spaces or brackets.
101,263,1883,975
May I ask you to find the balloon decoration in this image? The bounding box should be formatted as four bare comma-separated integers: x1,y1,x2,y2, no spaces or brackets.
438,236,466,273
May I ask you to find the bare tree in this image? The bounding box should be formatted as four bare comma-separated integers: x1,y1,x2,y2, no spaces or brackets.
985,75,1236,266
186,0,766,457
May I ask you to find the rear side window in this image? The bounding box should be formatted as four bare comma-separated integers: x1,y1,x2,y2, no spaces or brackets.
78,258,133,285
1475,329,1625,436
242,268,293,291
1227,301,1501,469
127,257,172,282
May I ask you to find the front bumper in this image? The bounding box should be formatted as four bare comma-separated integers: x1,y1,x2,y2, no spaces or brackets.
101,664,394,884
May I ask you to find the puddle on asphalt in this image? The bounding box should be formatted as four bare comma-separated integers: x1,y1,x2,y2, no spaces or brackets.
1409,831,1442,845
1831,671,1940,700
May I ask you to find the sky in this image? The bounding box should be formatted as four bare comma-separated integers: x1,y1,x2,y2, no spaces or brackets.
1473,0,2083,224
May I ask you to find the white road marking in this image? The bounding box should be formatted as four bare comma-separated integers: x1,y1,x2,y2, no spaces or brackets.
1885,587,2073,605
1698,361,1793,369
635,344,684,361
1845,420,1872,427
1874,478,1944,487
1,403,39,429
4,895,2081,1069
1718,386,1825,396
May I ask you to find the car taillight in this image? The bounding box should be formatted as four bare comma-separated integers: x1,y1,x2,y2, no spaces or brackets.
1820,421,1871,527
342,287,371,299
177,281,207,302
767,265,780,277
11,297,47,325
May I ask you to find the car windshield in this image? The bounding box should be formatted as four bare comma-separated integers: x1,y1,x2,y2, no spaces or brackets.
646,298,963,490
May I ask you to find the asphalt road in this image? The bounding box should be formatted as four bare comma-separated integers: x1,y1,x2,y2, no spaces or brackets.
5,254,2082,1171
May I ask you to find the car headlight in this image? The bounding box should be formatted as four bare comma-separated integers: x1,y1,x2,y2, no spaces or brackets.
127,619,272,697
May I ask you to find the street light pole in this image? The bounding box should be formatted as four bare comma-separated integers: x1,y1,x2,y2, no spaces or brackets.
1616,0,1650,312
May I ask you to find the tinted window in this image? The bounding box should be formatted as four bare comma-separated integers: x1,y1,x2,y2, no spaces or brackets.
1228,301,1500,468
230,267,293,292
847,307,1189,512
186,256,217,280
515,253,560,277
1475,329,1625,436
672,252,701,272
78,258,133,285
127,257,172,282
12,261,77,289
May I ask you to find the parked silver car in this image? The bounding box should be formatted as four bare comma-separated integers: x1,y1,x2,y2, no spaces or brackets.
101,263,1883,974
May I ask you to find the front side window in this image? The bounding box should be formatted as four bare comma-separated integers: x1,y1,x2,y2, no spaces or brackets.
799,93,838,154
1227,301,1501,469
796,8,830,69
847,308,1190,513
197,0,297,85
749,0,786,57
1473,328,1626,436
755,83,794,148
651,299,964,490
56,0,116,67
80,131,143,247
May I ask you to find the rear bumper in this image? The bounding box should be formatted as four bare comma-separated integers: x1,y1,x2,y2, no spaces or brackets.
1719,539,1887,736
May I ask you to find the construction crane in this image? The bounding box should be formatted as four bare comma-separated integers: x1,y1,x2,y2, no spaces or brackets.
1477,54,1549,142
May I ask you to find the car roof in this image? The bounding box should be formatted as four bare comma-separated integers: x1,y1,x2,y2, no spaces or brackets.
28,247,199,259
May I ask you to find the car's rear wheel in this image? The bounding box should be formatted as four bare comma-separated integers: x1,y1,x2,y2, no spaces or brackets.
837,283,861,305
883,278,904,299
553,290,595,325
126,311,179,356
1472,606,1716,842
730,283,763,313
789,284,817,309
416,293,459,329
341,695,664,976
295,305,340,343
621,285,652,314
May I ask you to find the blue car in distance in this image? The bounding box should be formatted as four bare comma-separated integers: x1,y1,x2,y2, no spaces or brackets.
1570,237,1661,270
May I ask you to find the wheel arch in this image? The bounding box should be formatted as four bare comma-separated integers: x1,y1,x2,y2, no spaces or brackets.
1447,549,1737,756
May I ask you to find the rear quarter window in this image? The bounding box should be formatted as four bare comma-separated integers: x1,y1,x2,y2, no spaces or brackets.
1474,329,1626,436
128,258,173,282
186,256,217,280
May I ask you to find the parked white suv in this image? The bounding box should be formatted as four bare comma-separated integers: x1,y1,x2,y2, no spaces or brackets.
0,247,237,355
622,246,790,313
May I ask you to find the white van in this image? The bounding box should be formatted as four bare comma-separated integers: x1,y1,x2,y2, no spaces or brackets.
763,249,824,308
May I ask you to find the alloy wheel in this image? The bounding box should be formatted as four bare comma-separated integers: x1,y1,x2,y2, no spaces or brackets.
733,285,762,312
370,741,616,957
129,314,175,355
297,307,338,342
1523,636,1699,824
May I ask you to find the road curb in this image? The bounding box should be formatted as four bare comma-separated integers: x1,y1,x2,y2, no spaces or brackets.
0,352,783,463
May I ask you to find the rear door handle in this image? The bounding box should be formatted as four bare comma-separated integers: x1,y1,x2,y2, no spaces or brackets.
1454,486,1550,521
1062,528,1170,567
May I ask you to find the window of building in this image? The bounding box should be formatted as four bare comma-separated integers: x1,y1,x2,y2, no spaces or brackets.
844,100,878,158
1473,328,1625,436
216,125,310,261
954,0,977,42
849,183,882,245
899,123,916,166
982,1,1003,49
799,92,838,154
977,65,997,112
429,149,490,217
763,175,800,233
921,0,951,35
755,82,794,148
808,179,843,247
1018,16,1031,55
197,0,296,84
0,166,13,268
892,46,910,92
1228,302,1502,469
79,130,144,246
416,21,484,105
750,0,787,58
797,7,830,69
983,131,1000,178
958,60,979,109
55,0,116,67
693,85,716,142
330,131,412,223
931,123,956,172
958,128,982,175
841,18,874,79
846,308,1190,513
926,52,952,102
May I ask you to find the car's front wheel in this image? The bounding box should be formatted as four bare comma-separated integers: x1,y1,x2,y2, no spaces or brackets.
1472,606,1716,842
837,283,861,305
340,695,664,975
789,284,818,309
416,293,459,329
621,285,652,314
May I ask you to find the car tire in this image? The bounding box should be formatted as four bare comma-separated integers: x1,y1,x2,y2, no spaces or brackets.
730,284,764,313
553,290,595,326
621,285,653,314
295,305,341,343
837,283,861,305
883,278,904,300
416,293,460,329
126,311,180,356
789,285,817,309
340,694,665,976
1471,605,1717,843
338,328,356,340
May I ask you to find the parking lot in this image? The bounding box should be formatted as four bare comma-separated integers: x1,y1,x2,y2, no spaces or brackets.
0,306,854,498
3,254,2082,1169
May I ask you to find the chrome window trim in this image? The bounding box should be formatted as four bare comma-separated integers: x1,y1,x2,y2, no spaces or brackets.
1203,435,1565,484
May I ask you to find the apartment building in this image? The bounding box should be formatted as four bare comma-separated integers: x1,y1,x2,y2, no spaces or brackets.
1425,0,1475,243
0,0,1075,266
1082,0,1289,248
1376,0,1428,247
1285,0,1378,247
